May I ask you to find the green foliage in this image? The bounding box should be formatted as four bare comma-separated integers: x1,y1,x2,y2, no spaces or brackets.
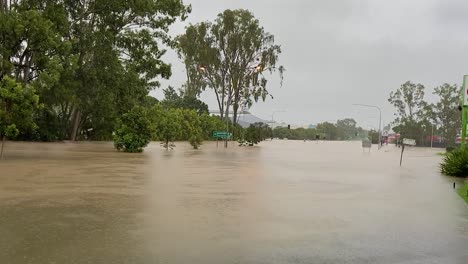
388,81,426,123
0,77,41,140
180,109,203,149
368,130,380,144
113,106,152,153
243,122,270,145
162,86,208,115
456,182,468,204
273,126,291,139
441,147,468,177
336,118,358,140
151,105,183,149
316,122,338,140
388,81,436,146
177,9,284,123
200,114,226,139
2,0,190,141
432,84,461,147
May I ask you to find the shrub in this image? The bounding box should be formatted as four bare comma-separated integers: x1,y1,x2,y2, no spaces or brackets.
113,106,152,153
243,122,270,145
441,147,468,177
446,146,456,153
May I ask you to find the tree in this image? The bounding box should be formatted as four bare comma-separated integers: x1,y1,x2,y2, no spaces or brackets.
432,84,461,147
244,122,270,145
113,106,152,153
316,122,338,140
11,0,190,141
273,126,291,139
180,109,203,149
177,9,284,124
389,81,426,123
162,86,208,115
388,81,428,144
0,77,40,158
200,114,225,139
336,118,358,140
151,105,182,149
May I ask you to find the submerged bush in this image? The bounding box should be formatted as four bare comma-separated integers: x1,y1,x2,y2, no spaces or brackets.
441,147,468,177
113,106,152,153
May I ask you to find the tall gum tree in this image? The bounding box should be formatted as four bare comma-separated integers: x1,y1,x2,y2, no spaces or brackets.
177,9,284,124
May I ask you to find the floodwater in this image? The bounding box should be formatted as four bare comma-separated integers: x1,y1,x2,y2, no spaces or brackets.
0,141,467,264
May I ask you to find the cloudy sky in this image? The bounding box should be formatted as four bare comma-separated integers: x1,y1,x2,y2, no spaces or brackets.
153,0,468,129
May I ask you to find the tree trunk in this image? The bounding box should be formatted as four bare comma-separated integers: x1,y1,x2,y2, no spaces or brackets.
0,0,7,12
70,107,81,141
233,103,239,125
0,135,6,159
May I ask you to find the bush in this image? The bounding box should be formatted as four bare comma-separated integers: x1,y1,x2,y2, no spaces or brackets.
446,146,456,153
243,122,270,145
441,147,468,177
113,106,152,153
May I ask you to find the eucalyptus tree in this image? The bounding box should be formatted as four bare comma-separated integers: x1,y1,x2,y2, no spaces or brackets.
177,9,284,124
388,81,429,142
432,83,461,146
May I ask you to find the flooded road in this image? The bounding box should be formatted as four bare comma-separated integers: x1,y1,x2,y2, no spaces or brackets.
1,141,467,264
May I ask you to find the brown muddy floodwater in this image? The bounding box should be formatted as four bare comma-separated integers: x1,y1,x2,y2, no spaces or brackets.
0,141,467,264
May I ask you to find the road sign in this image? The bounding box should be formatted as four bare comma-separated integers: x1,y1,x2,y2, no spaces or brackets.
402,138,416,146
212,131,232,140
400,138,415,166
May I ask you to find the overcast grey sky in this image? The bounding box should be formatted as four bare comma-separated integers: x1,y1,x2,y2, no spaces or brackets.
152,0,468,129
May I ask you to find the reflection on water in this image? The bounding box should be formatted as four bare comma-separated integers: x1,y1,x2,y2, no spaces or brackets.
0,141,467,263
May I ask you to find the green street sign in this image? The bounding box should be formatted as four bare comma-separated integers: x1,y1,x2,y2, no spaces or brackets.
464,75,468,106
212,131,232,139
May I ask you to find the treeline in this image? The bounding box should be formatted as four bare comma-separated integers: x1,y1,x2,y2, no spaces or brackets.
113,87,251,152
1,0,190,143
388,82,461,147
0,1,285,153
273,118,368,141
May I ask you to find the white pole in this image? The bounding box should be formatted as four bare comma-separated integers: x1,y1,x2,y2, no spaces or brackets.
378,108,382,150
431,124,434,148
353,104,382,150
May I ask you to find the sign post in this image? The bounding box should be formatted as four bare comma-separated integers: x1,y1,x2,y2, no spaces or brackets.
461,75,468,147
400,138,416,166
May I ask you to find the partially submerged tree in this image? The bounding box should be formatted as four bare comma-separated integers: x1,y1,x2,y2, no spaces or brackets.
388,81,428,144
0,77,40,158
4,0,191,141
432,84,461,147
113,106,152,153
243,122,270,145
162,86,208,115
180,109,203,149
151,105,182,150
177,9,284,124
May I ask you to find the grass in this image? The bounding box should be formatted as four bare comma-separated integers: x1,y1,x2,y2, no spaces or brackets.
457,182,468,205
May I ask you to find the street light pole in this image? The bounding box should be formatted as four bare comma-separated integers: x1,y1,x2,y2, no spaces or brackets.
353,104,382,150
